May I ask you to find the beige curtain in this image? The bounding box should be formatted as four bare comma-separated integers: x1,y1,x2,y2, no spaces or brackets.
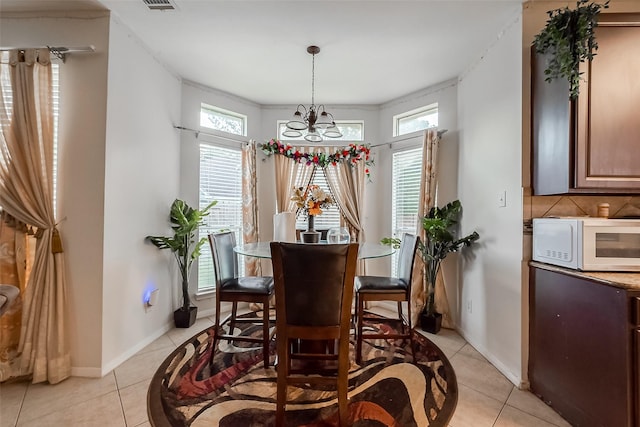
241,140,261,276
324,156,366,274
322,147,366,242
0,49,71,384
274,146,314,214
411,129,452,328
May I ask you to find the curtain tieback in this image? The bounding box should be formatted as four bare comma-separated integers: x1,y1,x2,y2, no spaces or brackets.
33,227,64,253
51,227,63,253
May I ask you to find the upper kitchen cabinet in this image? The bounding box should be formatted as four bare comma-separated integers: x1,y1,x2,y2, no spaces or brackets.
532,13,640,195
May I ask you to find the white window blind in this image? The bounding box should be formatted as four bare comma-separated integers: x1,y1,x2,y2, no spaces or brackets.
391,147,423,276
198,143,243,291
0,60,59,215
294,168,341,231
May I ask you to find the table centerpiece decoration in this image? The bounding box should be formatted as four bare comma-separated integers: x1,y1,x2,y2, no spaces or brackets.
291,184,334,243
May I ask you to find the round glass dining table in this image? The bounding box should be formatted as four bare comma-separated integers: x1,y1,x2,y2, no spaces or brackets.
234,241,395,260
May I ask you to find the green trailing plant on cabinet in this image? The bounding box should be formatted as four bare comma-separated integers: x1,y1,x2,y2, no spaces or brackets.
533,0,609,99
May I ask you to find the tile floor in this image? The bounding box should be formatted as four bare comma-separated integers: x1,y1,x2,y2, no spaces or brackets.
0,314,571,427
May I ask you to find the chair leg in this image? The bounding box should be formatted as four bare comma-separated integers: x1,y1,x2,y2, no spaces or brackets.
338,344,350,426
276,353,288,426
262,301,270,367
355,293,364,364
211,296,223,364
228,301,238,343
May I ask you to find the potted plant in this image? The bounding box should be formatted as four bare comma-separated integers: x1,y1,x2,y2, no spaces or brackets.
418,200,479,333
147,198,217,328
381,200,479,334
533,0,609,99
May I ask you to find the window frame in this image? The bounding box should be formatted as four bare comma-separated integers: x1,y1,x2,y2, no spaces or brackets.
200,102,247,136
392,103,438,137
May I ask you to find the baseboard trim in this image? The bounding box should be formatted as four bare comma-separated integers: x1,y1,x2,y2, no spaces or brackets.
456,327,523,387
71,321,174,378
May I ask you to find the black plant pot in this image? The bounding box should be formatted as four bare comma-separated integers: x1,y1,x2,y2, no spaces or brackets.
174,306,197,328
420,311,442,334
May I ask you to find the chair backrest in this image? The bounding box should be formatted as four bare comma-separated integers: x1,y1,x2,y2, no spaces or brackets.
270,242,358,329
396,233,420,284
208,232,239,284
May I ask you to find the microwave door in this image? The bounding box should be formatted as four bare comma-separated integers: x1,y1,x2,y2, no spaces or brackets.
582,226,640,271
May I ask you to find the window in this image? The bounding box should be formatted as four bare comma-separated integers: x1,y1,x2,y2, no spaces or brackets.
393,104,438,137
391,147,423,276
277,121,364,141
200,103,247,136
0,60,59,214
198,143,243,291
294,169,341,231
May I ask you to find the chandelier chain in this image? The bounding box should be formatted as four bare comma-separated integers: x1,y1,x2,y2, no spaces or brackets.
311,51,315,107
284,45,342,141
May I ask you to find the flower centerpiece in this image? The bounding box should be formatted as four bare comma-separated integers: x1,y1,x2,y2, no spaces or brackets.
291,184,334,243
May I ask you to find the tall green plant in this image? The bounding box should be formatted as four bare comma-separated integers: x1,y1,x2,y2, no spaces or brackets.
420,200,479,316
147,199,217,311
381,200,479,317
533,0,609,99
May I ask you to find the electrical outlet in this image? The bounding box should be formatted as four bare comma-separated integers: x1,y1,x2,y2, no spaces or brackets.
467,300,472,314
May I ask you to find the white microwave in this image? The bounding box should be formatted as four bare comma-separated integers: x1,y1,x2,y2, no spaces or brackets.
532,217,640,271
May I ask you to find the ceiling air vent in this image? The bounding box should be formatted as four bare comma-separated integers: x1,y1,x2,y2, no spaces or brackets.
142,0,177,11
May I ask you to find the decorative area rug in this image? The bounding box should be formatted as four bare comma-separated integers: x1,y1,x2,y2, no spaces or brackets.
148,314,457,426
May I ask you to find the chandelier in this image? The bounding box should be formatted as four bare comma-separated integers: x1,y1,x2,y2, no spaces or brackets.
285,46,342,142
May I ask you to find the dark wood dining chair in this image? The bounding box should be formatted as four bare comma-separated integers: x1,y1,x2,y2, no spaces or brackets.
270,242,359,427
209,231,274,367
354,233,420,364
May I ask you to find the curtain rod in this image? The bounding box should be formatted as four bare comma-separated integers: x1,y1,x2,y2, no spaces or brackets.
0,46,95,62
370,129,448,148
174,125,251,145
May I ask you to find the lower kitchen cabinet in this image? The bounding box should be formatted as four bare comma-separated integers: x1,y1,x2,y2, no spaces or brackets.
529,265,640,427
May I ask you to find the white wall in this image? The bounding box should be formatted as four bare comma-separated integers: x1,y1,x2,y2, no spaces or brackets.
457,12,524,385
0,11,186,376
101,15,183,374
0,11,111,375
377,79,460,289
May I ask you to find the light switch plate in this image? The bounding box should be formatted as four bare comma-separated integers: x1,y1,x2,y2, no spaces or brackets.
498,190,507,207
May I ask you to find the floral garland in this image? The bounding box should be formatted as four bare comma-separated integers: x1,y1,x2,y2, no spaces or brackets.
260,138,373,179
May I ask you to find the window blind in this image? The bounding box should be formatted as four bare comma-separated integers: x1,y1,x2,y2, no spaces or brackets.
391,147,423,276
0,61,59,215
198,143,243,290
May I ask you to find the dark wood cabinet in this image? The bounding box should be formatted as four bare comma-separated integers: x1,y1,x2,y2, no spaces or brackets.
532,13,640,195
529,265,640,427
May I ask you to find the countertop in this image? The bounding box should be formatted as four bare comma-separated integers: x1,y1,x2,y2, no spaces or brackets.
530,261,640,291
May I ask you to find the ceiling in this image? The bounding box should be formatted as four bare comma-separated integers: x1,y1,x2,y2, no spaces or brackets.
1,0,525,105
